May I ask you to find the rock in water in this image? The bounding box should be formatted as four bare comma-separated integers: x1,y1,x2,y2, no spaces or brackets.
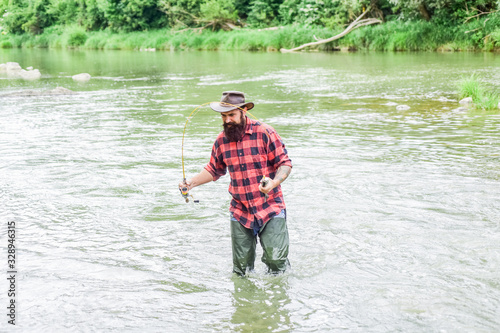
20,69,41,81
459,97,473,105
0,62,42,80
5,62,22,72
396,105,410,111
72,73,91,82
3,62,22,78
48,87,76,95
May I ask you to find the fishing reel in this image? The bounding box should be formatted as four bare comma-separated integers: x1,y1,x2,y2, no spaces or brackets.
180,179,199,203
260,175,269,199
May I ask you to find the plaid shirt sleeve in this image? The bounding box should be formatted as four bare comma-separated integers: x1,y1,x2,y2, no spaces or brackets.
204,133,227,181
262,124,293,170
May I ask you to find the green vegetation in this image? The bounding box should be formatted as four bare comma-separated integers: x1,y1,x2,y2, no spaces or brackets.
459,75,500,110
0,0,499,51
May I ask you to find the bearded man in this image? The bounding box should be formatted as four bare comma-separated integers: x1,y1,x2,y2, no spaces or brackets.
179,91,292,276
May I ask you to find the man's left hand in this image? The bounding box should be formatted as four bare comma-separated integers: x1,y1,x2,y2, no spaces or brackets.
259,178,278,195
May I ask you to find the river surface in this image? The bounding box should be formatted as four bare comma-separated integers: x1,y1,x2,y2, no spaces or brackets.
1,49,499,332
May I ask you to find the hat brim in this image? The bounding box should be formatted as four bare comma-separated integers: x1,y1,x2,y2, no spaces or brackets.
210,102,254,113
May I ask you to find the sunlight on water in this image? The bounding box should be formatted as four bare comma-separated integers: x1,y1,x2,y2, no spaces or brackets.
1,49,499,332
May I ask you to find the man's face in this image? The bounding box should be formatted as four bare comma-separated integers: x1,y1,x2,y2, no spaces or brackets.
221,108,244,126
221,108,246,142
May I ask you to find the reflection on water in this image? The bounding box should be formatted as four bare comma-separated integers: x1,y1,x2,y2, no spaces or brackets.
0,49,499,332
231,276,292,332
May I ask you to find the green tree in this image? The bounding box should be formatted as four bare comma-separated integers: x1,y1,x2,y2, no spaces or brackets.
46,0,81,26
79,0,108,30
99,0,166,31
199,0,238,29
278,0,372,27
159,0,238,30
1,0,54,34
387,0,499,22
247,0,284,27
158,0,201,28
234,0,251,18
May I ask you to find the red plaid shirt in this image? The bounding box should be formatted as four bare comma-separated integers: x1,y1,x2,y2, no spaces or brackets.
205,117,292,230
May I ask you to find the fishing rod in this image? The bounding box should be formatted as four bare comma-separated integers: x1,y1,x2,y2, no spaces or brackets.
180,101,263,203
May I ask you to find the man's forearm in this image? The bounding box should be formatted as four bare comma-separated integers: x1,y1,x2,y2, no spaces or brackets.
188,169,214,188
274,165,291,185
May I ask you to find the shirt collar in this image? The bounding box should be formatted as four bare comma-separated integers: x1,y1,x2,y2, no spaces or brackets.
244,116,255,136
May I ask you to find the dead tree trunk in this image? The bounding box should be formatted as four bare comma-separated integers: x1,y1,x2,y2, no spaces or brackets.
280,9,381,53
418,3,431,21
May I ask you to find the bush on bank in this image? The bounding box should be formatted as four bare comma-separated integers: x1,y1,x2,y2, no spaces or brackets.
1,15,500,52
1,0,499,52
1,0,498,34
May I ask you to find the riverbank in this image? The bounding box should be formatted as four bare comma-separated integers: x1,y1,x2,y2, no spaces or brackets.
1,16,499,52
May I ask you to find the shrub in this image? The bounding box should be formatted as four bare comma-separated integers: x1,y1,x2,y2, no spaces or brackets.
64,27,88,47
458,75,500,110
459,75,484,101
0,39,12,48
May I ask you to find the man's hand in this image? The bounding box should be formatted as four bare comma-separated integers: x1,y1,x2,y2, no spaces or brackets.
178,169,214,193
259,177,278,195
179,180,191,202
178,180,191,192
258,166,291,198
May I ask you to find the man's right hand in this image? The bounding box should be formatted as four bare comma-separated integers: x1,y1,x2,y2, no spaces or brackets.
179,180,191,192
178,169,214,193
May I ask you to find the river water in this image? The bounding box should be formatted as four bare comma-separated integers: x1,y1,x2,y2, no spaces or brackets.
1,49,499,332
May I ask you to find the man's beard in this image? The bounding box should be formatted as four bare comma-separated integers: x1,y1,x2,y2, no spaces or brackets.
223,119,246,142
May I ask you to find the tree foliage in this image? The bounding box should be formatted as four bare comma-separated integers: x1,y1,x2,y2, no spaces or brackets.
387,0,499,22
0,0,498,34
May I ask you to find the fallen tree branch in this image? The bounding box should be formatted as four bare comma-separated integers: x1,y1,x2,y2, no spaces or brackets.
173,23,210,34
173,20,239,33
281,9,381,52
225,22,240,30
257,26,284,31
465,27,481,34
464,9,498,23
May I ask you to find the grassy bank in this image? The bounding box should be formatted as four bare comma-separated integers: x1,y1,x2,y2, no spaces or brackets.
459,75,500,110
1,15,499,52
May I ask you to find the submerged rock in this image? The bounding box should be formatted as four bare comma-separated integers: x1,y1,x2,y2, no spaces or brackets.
49,87,76,95
384,101,399,106
72,73,91,82
0,62,42,80
396,105,410,111
459,97,473,105
0,86,76,97
19,69,41,81
5,62,22,72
